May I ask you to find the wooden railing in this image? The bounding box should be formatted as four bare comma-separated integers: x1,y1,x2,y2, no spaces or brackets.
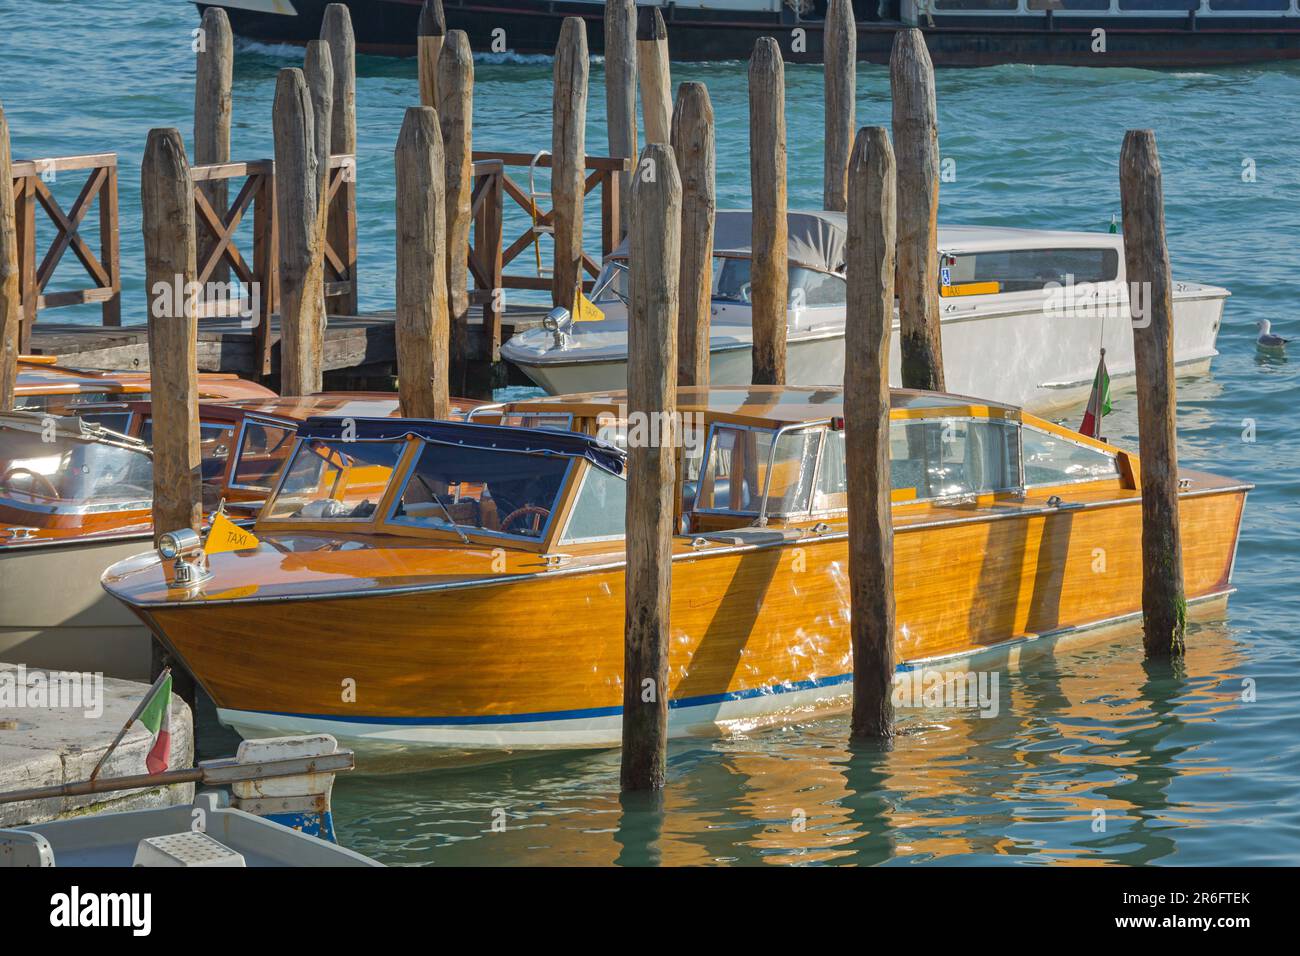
467,151,629,361
10,153,121,350
13,147,626,373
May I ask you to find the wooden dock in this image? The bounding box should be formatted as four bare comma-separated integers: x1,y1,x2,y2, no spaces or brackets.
24,303,548,389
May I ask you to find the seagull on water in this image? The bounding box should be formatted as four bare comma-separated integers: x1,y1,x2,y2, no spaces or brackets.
1256,320,1290,350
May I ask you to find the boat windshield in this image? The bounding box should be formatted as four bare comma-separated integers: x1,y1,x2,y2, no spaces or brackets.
390,441,572,540
266,438,405,520
0,427,153,511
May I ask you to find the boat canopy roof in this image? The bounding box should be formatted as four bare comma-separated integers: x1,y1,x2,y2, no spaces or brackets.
298,417,627,476
495,385,1019,430
608,209,849,275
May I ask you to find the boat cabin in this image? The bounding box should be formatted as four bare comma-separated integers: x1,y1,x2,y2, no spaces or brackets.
0,394,432,544
252,386,1139,554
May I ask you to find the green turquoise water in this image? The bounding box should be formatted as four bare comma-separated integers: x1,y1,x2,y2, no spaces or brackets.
4,0,1298,865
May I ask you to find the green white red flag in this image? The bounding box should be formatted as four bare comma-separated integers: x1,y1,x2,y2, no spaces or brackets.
1079,350,1112,440
137,673,173,774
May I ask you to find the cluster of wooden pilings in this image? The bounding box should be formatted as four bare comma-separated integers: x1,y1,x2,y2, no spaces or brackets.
0,0,1189,790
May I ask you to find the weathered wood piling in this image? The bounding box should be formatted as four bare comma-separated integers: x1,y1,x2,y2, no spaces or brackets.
193,7,232,288
551,18,588,309
621,142,680,793
890,29,945,392
0,102,18,408
846,127,898,743
823,0,856,213
749,37,788,387
139,128,201,543
637,7,672,146
1120,129,1186,659
671,82,714,390
304,40,334,369
438,30,473,397
417,0,446,110
394,107,449,420
321,3,358,315
272,68,325,395
604,0,637,237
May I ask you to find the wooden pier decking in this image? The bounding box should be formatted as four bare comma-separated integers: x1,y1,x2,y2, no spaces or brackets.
24,303,548,388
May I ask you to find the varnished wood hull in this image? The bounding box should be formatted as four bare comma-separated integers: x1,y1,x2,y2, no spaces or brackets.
126,486,1247,755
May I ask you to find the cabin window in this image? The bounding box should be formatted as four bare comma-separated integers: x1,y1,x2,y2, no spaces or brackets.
697,425,821,517
1029,0,1110,8
231,420,296,491
75,409,134,436
498,412,574,431
140,419,237,483
790,267,847,308
934,0,1017,9
1118,0,1200,8
560,466,627,543
268,438,405,520
1208,0,1289,8
942,247,1119,294
390,442,572,540
1022,427,1120,487
889,418,1020,501
14,390,126,414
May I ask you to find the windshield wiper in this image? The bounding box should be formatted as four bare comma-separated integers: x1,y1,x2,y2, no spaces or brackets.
415,475,471,544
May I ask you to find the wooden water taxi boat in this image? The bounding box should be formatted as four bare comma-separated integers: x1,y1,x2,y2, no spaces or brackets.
501,214,1228,414
10,355,274,414
0,394,462,680
100,386,1249,758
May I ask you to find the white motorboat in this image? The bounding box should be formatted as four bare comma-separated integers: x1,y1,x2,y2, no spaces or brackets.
500,211,1228,414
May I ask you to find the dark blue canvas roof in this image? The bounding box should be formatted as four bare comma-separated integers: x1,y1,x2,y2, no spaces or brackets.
298,417,626,476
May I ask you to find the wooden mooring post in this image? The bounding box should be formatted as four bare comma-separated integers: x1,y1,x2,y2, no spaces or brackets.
140,128,202,544
0,103,18,409
304,40,334,371
605,0,637,237
1120,130,1186,659
439,30,473,397
823,0,856,213
321,2,358,316
621,142,680,792
194,7,232,289
637,7,672,146
394,107,450,420
846,127,898,743
890,29,944,392
551,17,588,309
671,82,714,390
272,68,325,395
749,37,787,386
418,0,446,110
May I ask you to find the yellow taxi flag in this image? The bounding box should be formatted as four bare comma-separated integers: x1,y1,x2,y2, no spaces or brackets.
572,286,604,323
204,512,260,555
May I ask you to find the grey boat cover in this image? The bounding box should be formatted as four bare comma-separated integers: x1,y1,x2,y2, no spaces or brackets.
607,209,848,275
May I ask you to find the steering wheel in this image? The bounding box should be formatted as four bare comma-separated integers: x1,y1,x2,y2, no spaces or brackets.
500,504,550,536
0,466,60,499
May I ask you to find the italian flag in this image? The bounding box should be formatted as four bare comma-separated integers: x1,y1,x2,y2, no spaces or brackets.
1079,350,1112,440
137,673,173,774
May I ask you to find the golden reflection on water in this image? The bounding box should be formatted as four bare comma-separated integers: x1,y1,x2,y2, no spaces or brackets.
330,616,1252,866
